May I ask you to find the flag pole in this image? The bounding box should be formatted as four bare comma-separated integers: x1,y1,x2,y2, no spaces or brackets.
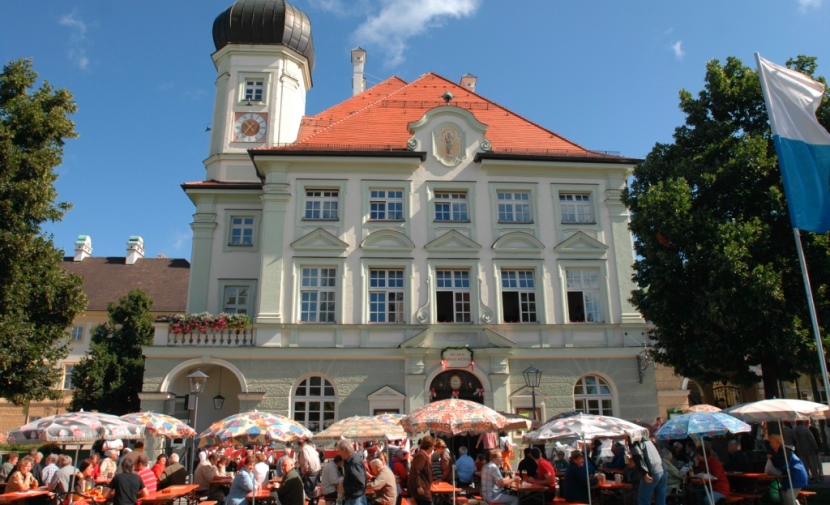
792,227,830,404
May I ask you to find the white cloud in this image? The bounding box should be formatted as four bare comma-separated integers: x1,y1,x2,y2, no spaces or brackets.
671,40,685,61
59,11,91,70
352,0,481,67
797,0,822,11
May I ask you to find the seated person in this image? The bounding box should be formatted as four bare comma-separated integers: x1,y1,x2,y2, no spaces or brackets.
528,448,557,497
601,443,626,473
455,447,476,487
481,449,521,505
562,452,596,504
622,455,642,504
724,440,749,473
553,450,569,473
659,448,684,495
158,454,187,489
516,448,538,480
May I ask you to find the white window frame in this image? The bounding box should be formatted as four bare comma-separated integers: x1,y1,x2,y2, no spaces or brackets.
434,191,469,222
426,182,476,242
435,269,472,323
559,193,594,224
369,189,405,221
360,260,412,324
291,373,337,433
368,268,405,323
223,211,261,253
497,191,532,223
218,279,257,315
500,269,539,323
298,265,339,323
295,180,347,237
70,326,84,342
574,374,615,416
229,216,255,246
237,72,270,104
551,184,601,231
362,181,411,234
565,268,603,323
62,364,75,390
303,189,340,221
489,183,539,237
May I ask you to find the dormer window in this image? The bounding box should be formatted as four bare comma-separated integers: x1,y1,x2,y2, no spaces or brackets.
245,79,264,102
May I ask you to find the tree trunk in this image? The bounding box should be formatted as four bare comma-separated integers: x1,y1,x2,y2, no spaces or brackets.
761,359,780,399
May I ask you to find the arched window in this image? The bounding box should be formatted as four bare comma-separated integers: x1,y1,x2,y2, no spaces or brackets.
293,375,336,432
574,375,613,415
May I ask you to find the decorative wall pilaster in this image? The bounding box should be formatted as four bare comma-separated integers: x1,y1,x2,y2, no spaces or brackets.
257,182,291,325
605,186,643,323
188,212,217,313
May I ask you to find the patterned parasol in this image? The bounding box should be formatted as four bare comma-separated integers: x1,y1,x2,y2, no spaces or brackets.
197,410,312,448
654,412,750,440
121,412,197,439
684,404,722,413
402,399,509,436
373,413,405,426
521,412,650,444
724,399,829,423
7,411,144,445
313,416,407,444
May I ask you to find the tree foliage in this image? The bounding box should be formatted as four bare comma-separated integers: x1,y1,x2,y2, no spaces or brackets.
623,56,830,398
0,59,86,405
71,289,155,415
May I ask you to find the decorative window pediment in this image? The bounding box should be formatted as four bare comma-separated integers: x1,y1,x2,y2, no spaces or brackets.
492,232,545,255
554,231,608,259
291,228,349,254
367,385,406,401
360,229,415,255
424,230,481,254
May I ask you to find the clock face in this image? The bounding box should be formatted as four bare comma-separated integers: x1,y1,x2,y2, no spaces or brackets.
234,113,267,142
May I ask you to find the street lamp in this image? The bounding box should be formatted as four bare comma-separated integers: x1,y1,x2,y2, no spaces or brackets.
187,369,208,482
213,367,225,410
522,364,542,421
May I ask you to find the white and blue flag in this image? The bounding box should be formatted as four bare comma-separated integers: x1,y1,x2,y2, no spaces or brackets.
756,53,830,234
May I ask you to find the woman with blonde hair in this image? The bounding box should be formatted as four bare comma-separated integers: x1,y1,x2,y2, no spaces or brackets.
6,456,38,493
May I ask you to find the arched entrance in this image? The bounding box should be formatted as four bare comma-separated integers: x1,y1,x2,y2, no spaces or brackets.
428,370,485,459
429,370,483,403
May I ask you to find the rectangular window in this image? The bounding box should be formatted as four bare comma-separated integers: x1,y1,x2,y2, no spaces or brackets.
501,270,537,323
435,269,471,323
369,190,404,221
244,79,264,102
369,269,404,323
497,192,531,223
434,191,468,222
223,286,250,314
304,190,339,220
70,326,84,341
301,267,337,322
560,193,593,223
566,269,602,323
62,365,75,390
229,216,255,246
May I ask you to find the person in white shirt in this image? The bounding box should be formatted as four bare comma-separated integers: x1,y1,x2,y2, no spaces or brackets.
253,453,270,486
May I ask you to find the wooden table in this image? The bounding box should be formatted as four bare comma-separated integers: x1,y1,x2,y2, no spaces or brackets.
509,481,549,505
725,472,778,496
0,488,52,504
208,477,233,497
594,481,633,505
429,482,461,505
139,484,200,505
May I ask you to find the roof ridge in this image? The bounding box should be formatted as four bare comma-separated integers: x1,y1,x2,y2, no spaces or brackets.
296,76,411,143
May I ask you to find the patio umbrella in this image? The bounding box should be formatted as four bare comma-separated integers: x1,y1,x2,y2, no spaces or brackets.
521,412,651,505
373,413,405,426
313,415,407,444
121,411,197,439
197,410,312,448
655,412,751,505
724,399,828,505
684,404,722,413
499,412,534,432
401,399,510,436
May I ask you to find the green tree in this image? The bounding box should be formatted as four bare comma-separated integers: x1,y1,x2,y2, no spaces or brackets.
71,289,155,415
0,59,86,406
623,55,830,398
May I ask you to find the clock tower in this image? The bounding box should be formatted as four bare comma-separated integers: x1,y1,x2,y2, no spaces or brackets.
204,0,314,181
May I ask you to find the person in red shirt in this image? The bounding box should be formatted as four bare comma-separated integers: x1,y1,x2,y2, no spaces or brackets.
528,448,557,497
693,449,729,505
391,450,409,493
135,454,158,495
151,455,167,480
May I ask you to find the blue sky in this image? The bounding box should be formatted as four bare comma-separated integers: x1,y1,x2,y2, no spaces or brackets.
0,0,826,258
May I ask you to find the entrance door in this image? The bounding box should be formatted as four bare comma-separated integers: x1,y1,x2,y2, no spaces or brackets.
428,370,486,460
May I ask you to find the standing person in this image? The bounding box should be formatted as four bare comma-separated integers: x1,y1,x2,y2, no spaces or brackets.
476,432,498,456
274,457,304,505
298,438,322,502
407,436,434,505
105,455,148,505
337,438,367,505
498,432,513,471
100,451,118,480
5,456,38,493
226,457,257,505
321,455,344,503
631,438,667,505
369,459,398,505
481,449,520,505
455,447,475,487
794,420,821,482
528,448,557,497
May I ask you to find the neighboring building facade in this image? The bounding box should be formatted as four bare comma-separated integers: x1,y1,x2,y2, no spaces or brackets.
139,0,660,435
0,235,190,432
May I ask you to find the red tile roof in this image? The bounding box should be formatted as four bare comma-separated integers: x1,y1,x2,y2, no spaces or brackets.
260,72,601,156
61,257,190,312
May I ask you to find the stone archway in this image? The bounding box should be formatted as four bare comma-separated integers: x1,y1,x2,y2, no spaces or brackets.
429,369,483,403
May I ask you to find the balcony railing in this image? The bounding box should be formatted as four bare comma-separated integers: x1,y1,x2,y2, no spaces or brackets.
165,328,256,347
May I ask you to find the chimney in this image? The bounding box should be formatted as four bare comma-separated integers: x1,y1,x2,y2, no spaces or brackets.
125,236,144,265
74,235,92,262
351,47,367,96
460,73,477,93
